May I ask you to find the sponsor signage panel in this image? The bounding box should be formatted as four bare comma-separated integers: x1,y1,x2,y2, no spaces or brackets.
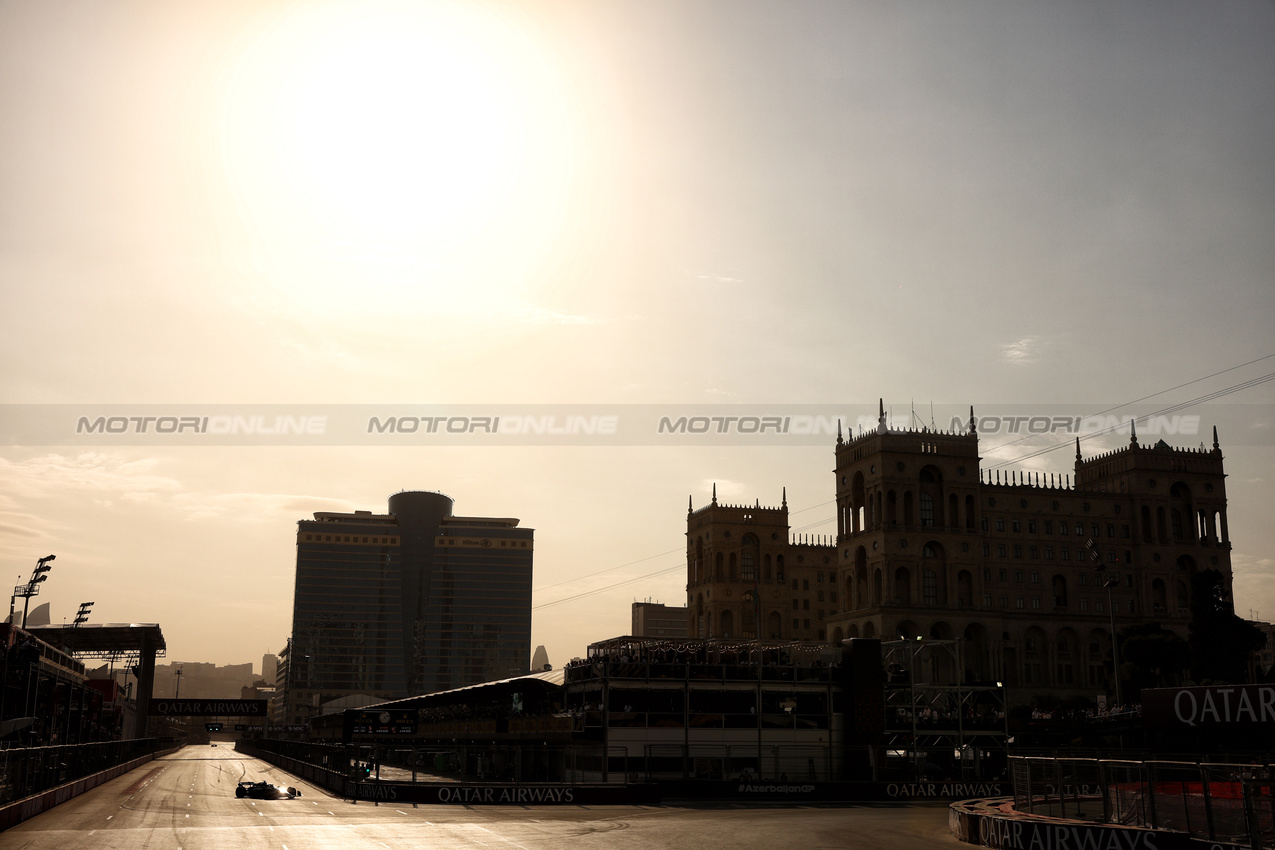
344,709,418,737
1142,684,1275,729
660,780,1008,802
344,782,660,806
974,816,1216,850
150,699,268,717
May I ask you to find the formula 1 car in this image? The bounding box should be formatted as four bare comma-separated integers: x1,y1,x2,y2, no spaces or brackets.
235,781,302,799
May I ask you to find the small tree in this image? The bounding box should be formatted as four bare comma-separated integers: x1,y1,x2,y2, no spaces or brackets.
1119,621,1188,696
1188,569,1265,683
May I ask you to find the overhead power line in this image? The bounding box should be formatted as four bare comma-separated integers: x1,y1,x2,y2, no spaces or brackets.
531,355,1274,612
982,370,1275,470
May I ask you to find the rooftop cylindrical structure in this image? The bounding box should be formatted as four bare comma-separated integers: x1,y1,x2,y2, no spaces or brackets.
388,491,454,530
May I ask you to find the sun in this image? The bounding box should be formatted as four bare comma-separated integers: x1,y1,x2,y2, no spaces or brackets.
218,0,582,316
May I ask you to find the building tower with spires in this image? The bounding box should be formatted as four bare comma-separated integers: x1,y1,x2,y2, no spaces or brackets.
685,399,1236,700
686,485,838,642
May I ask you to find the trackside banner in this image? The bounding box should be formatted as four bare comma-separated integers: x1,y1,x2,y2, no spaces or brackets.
346,782,661,805
1142,684,1275,730
150,699,269,717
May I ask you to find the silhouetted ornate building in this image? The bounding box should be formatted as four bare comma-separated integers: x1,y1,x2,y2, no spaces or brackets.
687,403,1234,699
686,486,837,643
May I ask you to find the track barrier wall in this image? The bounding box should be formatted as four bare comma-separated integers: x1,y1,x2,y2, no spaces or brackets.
950,756,1274,850
0,739,178,832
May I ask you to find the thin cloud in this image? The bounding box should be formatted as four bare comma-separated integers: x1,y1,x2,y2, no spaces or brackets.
177,493,357,523
0,453,181,502
682,268,745,285
697,478,749,501
0,521,43,540
507,306,600,325
1000,337,1041,365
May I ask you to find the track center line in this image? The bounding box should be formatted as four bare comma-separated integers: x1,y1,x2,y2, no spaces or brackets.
472,823,532,850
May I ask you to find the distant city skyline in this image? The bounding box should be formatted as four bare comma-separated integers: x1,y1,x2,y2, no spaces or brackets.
2,0,1273,671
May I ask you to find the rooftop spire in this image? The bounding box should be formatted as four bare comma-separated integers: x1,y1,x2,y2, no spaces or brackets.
1213,426,1220,451
1075,437,1082,462
688,495,693,516
969,405,976,434
711,483,718,505
782,486,787,508
878,397,887,434
837,418,843,444
1130,418,1137,445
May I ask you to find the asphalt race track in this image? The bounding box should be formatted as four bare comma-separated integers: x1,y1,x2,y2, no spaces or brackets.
0,747,966,849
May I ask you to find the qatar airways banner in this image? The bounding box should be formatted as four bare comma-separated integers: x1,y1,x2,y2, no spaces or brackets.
150,699,269,717
1142,684,1275,730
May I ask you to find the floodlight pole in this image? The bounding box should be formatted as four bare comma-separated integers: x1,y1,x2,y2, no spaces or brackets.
1104,575,1123,708
20,555,55,629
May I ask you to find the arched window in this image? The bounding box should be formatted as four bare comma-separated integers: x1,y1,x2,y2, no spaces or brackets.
852,472,866,533
919,493,935,527
1169,483,1192,543
1051,575,1068,609
894,567,912,605
1056,629,1077,684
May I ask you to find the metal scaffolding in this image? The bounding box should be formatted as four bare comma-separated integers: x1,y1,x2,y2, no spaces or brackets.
881,638,1009,780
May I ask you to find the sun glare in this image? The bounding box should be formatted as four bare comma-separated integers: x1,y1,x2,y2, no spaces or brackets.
218,0,582,317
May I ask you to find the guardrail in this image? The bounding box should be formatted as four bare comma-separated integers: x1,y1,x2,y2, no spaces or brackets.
238,738,636,786
0,738,175,808
1010,755,1274,848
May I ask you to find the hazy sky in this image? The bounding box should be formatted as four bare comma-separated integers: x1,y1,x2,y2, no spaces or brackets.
2,0,1273,674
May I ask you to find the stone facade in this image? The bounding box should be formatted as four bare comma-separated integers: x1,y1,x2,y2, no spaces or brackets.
686,486,837,643
687,404,1234,700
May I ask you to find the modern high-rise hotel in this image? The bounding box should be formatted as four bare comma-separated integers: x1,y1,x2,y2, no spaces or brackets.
282,491,533,725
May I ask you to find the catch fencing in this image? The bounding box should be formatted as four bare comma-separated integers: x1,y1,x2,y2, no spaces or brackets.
0,738,175,807
1011,756,1274,849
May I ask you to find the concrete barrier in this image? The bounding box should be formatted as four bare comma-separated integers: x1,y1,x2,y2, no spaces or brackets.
238,742,661,806
948,796,1247,850
0,747,179,832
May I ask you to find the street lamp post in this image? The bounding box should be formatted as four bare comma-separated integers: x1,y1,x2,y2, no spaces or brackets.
1103,573,1123,708
1086,539,1123,710
175,667,183,699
